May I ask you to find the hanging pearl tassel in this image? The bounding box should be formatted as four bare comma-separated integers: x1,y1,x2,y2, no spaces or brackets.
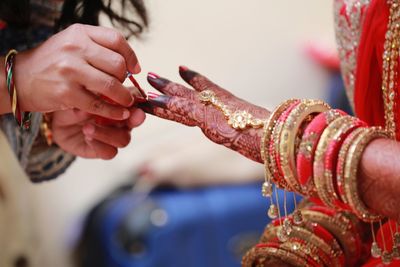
268,204,278,219
262,181,273,197
371,242,382,258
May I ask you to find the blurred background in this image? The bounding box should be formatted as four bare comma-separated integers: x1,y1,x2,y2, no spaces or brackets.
28,0,338,266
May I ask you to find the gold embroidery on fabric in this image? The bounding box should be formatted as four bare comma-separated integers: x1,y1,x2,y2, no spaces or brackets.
334,0,371,110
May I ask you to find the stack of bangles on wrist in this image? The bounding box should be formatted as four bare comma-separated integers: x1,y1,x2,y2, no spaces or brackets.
198,92,399,265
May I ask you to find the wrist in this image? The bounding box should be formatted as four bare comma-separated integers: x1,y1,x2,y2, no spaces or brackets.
0,56,12,114
13,50,32,112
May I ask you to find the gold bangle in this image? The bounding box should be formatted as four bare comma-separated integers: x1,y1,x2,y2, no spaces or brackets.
242,246,309,267
270,104,297,189
301,209,360,264
336,127,365,205
280,240,325,267
40,113,53,146
279,99,330,194
199,90,264,129
313,116,355,208
261,99,297,192
261,224,338,260
344,127,389,222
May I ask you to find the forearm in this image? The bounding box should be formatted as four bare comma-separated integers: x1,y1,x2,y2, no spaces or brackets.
359,138,400,222
0,56,12,114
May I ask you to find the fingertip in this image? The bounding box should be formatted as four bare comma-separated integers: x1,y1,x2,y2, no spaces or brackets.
179,65,189,72
179,66,198,83
128,108,146,128
110,107,131,120
147,72,170,90
103,147,118,160
132,63,141,74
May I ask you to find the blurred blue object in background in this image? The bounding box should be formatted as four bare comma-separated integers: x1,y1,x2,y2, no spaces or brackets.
75,183,299,267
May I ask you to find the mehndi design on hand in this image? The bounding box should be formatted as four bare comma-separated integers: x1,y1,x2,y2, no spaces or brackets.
140,66,270,163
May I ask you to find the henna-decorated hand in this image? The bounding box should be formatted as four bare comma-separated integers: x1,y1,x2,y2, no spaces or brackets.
141,66,270,163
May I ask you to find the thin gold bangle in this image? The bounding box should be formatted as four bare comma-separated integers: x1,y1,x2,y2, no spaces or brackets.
344,127,389,222
261,99,297,189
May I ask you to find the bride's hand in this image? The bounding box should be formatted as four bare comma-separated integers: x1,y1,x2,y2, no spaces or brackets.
142,66,270,163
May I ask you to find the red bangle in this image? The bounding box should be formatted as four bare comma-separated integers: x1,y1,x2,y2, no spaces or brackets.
302,222,343,267
324,118,367,210
296,109,346,194
303,206,362,264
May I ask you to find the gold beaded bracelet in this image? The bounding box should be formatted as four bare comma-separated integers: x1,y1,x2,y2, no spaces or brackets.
198,90,265,129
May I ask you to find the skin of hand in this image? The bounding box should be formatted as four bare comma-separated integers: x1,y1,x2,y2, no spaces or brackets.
141,66,270,163
51,106,145,160
142,66,400,223
1,23,141,120
359,138,400,222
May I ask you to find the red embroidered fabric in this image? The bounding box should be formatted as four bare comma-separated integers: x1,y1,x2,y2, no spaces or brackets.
353,0,388,129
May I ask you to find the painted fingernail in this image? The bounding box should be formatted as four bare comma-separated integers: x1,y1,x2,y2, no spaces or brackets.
148,92,161,99
147,73,170,89
83,124,95,136
179,67,197,81
134,96,147,103
179,65,189,72
147,94,170,108
148,72,160,79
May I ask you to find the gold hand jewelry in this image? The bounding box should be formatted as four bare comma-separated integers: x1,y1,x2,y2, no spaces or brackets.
198,90,264,130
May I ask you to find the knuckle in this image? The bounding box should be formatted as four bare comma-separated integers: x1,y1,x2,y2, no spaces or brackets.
56,59,76,76
68,23,85,34
61,40,80,52
112,55,126,80
110,31,125,46
113,55,126,70
89,99,105,113
103,77,117,93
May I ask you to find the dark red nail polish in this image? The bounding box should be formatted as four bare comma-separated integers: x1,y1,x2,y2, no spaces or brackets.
148,72,160,79
179,68,198,82
179,65,189,72
134,96,147,104
147,94,170,108
148,92,161,99
147,74,170,89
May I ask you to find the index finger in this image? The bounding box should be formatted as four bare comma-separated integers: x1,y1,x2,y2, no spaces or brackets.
83,24,141,74
178,66,229,96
